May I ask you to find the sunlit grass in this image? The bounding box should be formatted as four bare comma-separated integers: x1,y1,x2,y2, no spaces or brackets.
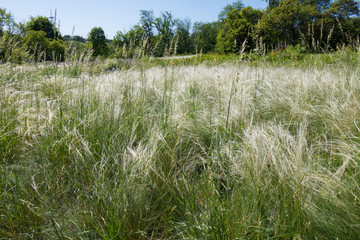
1,56,360,239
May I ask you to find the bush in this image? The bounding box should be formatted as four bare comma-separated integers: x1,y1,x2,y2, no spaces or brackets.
23,30,48,61
267,44,306,63
22,30,66,62
48,39,65,61
0,33,28,63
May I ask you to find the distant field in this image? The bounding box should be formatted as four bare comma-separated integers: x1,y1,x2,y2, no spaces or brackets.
1,58,360,239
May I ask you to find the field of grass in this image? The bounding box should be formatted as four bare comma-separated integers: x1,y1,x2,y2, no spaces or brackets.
1,53,360,239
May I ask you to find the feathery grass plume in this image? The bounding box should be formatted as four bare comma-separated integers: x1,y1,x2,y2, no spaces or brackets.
326,25,335,52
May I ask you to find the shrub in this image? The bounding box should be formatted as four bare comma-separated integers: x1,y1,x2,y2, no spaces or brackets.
48,39,65,61
23,30,48,61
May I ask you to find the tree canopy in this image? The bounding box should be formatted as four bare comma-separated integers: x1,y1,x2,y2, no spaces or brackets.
0,8,16,35
26,16,60,39
218,0,245,21
88,27,109,57
216,7,263,53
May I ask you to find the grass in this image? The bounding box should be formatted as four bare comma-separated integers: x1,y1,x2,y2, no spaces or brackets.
1,52,360,239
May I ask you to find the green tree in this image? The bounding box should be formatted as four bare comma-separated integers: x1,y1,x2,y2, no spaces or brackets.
48,39,65,61
323,0,360,47
258,0,319,47
63,35,86,43
175,18,193,54
139,10,156,55
113,25,145,58
24,17,65,61
304,0,332,11
65,40,88,60
192,21,220,53
26,16,60,39
23,30,48,61
263,0,280,9
218,1,245,21
327,0,360,19
0,9,20,62
216,7,263,53
88,27,109,57
154,11,175,56
0,8,16,36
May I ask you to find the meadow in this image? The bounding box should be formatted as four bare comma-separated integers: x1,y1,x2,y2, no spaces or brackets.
1,52,360,239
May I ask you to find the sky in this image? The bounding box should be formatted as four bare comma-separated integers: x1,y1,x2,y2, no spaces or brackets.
1,0,268,39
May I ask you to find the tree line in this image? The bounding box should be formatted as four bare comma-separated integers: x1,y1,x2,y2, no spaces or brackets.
0,0,359,63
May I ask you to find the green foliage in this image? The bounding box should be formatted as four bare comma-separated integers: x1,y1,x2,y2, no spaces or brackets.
0,8,17,35
23,30,48,61
267,44,306,63
48,39,65,61
64,38,89,62
327,0,360,19
0,33,25,63
140,10,155,39
175,18,193,54
154,11,176,56
108,0,360,57
306,0,332,11
218,0,245,21
216,7,263,53
113,25,146,58
63,35,86,43
26,16,60,40
193,21,220,54
22,30,65,62
2,0,360,62
258,0,320,46
140,10,155,47
264,0,280,9
317,0,360,49
0,9,23,63
88,27,109,57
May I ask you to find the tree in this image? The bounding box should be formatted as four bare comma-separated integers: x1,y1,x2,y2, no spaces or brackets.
263,0,280,9
192,21,220,53
304,0,332,11
216,7,263,53
0,9,20,62
154,11,175,56
26,16,60,39
23,30,48,61
258,0,319,47
175,18,193,54
88,27,109,57
63,35,86,43
327,0,360,19
218,1,245,21
140,10,155,53
113,25,145,58
323,0,360,47
23,16,66,61
0,8,16,36
22,30,65,62
48,39,65,61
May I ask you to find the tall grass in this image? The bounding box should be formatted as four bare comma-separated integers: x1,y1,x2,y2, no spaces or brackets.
1,56,360,239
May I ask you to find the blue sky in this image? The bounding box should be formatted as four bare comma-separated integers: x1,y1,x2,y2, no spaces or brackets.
2,0,268,38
